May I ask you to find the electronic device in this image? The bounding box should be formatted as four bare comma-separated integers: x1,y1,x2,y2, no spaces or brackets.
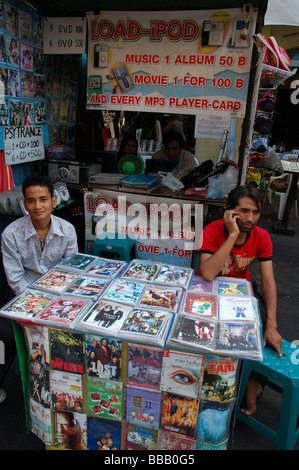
112,64,134,93
118,154,144,174
201,20,225,46
41,160,102,184
232,19,251,48
94,44,109,68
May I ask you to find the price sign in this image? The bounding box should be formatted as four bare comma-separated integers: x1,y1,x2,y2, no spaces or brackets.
4,126,45,166
43,17,86,54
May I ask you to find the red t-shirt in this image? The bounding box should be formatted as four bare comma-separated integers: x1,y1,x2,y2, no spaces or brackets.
199,219,273,281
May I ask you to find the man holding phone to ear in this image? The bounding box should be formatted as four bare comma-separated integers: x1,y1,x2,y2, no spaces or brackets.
199,184,283,416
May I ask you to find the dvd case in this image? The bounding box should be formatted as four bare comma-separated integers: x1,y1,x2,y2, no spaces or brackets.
76,300,132,336
120,259,160,282
56,252,98,273
29,269,78,294
86,257,127,278
0,289,56,321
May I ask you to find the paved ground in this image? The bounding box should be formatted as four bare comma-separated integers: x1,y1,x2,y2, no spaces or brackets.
0,196,298,451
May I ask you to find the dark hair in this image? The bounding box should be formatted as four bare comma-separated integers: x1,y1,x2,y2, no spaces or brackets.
226,184,262,210
22,173,54,197
162,131,184,148
118,134,138,157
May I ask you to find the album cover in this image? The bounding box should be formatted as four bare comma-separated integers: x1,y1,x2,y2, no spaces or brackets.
119,307,171,346
24,324,50,369
20,42,33,71
160,349,204,398
87,258,126,278
50,370,83,413
168,314,216,352
21,71,34,98
50,329,85,375
182,292,218,318
160,392,199,439
158,430,196,450
87,377,123,421
28,359,50,408
30,269,77,294
124,423,158,450
53,410,87,450
35,297,91,327
200,355,239,403
0,289,56,321
63,275,110,300
6,36,19,67
56,253,98,272
154,264,193,288
127,343,163,390
139,285,182,312
103,279,145,305
188,276,216,293
218,295,257,321
126,386,161,430
217,277,253,296
195,400,234,445
86,334,122,381
77,300,131,336
87,417,122,450
121,260,160,282
29,398,53,445
215,321,261,357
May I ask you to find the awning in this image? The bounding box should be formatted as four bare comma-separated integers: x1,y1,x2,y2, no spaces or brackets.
264,0,299,26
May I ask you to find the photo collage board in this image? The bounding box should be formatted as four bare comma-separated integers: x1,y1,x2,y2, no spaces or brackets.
0,0,79,146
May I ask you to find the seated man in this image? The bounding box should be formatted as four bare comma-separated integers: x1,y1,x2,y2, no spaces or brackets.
0,173,78,402
1,173,78,296
199,184,283,415
152,131,197,180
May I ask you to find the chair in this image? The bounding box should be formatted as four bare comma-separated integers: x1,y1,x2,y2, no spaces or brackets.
264,173,296,219
236,339,299,450
92,234,136,262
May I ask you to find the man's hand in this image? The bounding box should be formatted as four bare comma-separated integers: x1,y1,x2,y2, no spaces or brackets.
263,325,284,357
223,209,240,239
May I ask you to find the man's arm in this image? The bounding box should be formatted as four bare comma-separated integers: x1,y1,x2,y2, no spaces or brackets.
259,260,283,356
1,232,28,295
200,210,239,281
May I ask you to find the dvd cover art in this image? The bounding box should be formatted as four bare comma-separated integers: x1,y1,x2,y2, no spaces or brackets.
29,398,53,445
183,292,218,318
160,392,199,439
103,279,144,305
28,360,50,408
87,377,123,421
30,269,77,293
170,315,215,351
50,329,85,375
6,36,19,67
87,417,122,450
158,430,196,450
86,335,122,381
200,355,238,403
218,296,256,321
63,275,110,299
160,349,203,398
124,423,158,450
127,343,163,390
126,386,161,430
50,370,83,413
139,285,182,311
20,42,33,71
155,264,193,287
195,400,234,445
22,101,34,125
188,276,215,294
120,307,170,342
217,277,252,296
85,256,119,275
53,410,87,450
10,99,21,126
215,321,260,354
57,253,97,272
21,71,34,98
0,290,55,321
18,9,32,42
35,298,90,326
79,300,131,335
24,324,50,368
8,69,20,97
122,260,159,282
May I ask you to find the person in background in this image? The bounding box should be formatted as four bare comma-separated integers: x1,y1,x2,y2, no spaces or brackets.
152,131,197,180
117,134,138,162
0,173,78,402
199,184,283,416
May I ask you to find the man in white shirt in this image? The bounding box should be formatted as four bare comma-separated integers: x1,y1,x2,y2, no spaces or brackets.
152,131,198,180
1,173,78,295
0,173,78,402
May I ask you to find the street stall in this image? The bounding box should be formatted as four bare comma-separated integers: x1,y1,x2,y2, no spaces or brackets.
0,0,277,453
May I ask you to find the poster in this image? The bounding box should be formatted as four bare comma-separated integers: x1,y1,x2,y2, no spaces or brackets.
86,9,257,116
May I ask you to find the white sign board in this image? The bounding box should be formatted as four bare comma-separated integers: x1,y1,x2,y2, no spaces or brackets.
4,126,45,166
195,115,231,139
43,17,86,54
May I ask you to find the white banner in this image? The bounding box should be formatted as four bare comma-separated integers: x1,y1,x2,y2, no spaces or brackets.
43,17,86,54
86,8,257,117
3,126,44,165
84,189,204,267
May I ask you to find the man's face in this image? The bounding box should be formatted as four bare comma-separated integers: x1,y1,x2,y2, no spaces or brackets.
164,140,182,161
234,196,261,233
23,185,57,225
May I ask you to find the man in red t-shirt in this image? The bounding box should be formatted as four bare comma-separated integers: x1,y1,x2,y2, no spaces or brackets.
199,184,283,415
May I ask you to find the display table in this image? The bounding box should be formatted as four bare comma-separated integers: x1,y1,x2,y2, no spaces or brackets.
2,255,263,451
